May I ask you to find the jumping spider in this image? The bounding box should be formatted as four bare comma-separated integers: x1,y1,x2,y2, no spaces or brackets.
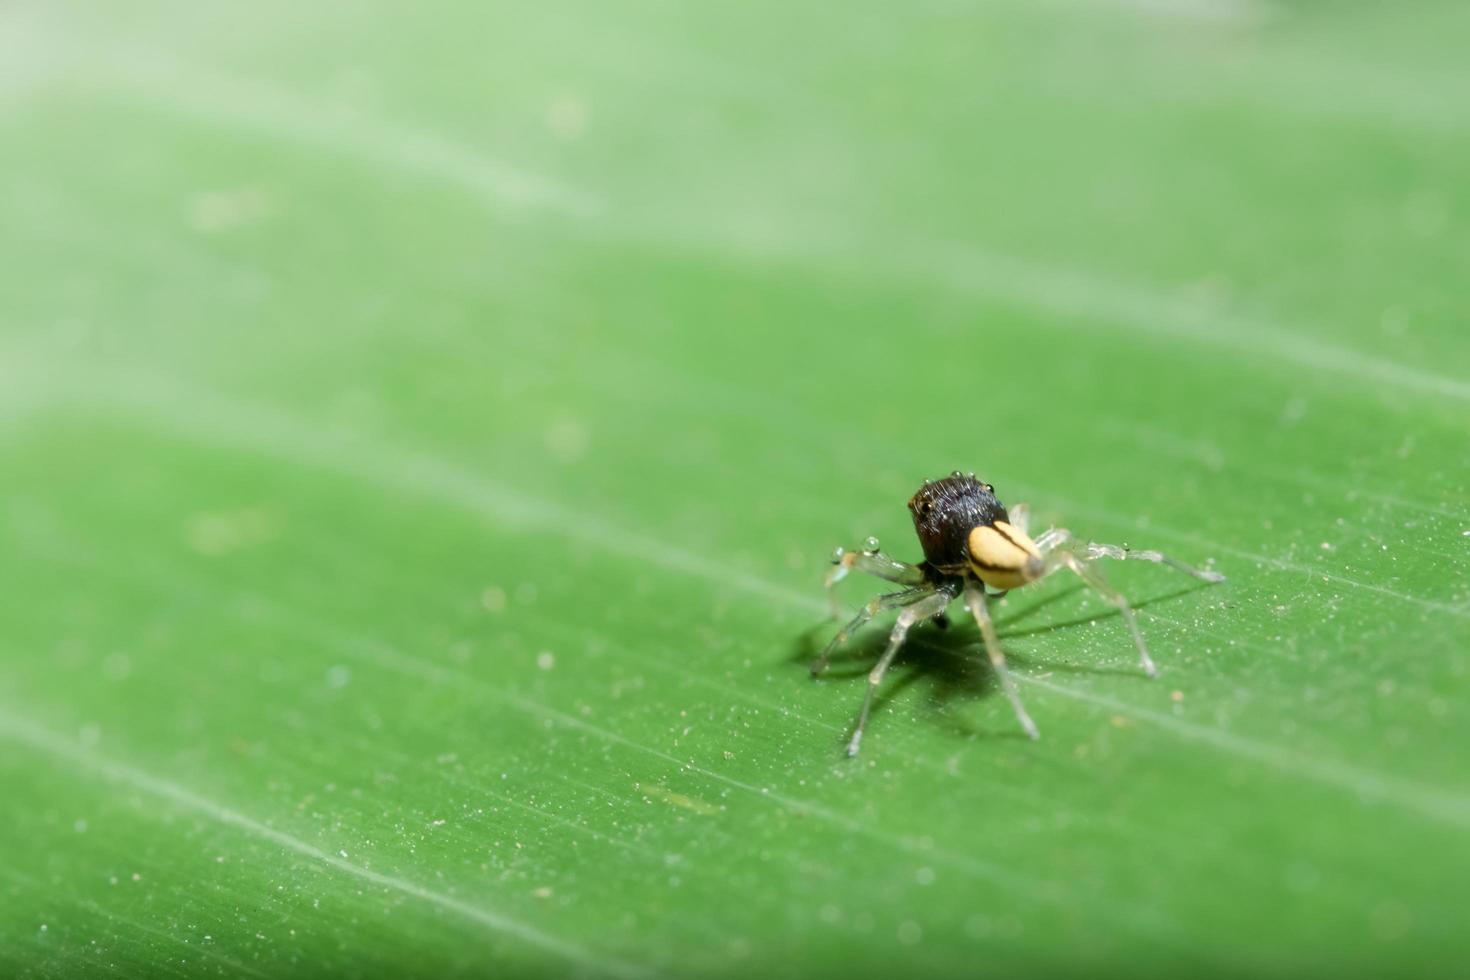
816,472,1225,756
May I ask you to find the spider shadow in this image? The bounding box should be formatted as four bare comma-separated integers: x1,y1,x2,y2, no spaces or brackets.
789,581,1211,745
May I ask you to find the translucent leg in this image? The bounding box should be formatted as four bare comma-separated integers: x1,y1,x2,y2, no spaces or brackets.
1041,549,1157,677
1033,526,1070,553
811,587,932,677
845,591,954,757
1080,541,1225,583
1036,528,1224,584
1008,502,1031,536
963,585,1039,740
825,543,927,617
1029,528,1224,678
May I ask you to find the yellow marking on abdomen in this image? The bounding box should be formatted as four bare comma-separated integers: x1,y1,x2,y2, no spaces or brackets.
968,521,1043,591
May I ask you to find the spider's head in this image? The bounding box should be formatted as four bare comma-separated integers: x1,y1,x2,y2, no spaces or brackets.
909,472,1044,588
909,472,1007,573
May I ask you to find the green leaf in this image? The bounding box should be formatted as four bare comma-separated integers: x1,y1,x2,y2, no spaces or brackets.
3,1,1467,976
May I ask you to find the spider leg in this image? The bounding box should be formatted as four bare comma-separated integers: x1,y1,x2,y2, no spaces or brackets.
811,586,933,677
1030,530,1156,677
1032,525,1070,552
825,545,928,617
1007,502,1031,536
845,590,954,757
1034,527,1223,583
963,585,1039,740
1029,525,1224,676
1059,553,1158,677
1080,541,1225,583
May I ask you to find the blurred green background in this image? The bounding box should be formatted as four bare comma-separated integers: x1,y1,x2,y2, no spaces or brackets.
2,1,1468,977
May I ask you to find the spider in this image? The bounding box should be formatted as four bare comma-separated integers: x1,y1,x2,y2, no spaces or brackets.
815,472,1225,756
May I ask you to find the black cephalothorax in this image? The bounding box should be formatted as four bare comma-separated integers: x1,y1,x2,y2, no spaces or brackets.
908,474,1007,574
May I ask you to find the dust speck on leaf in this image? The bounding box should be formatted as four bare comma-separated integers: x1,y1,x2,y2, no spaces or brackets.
185,507,281,556
639,783,720,816
187,186,272,233
545,95,590,140
545,418,591,462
